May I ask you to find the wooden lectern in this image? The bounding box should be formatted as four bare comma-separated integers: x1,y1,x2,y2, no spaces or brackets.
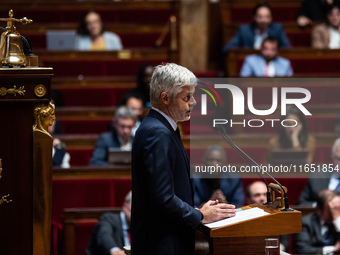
0,68,53,255
195,204,302,255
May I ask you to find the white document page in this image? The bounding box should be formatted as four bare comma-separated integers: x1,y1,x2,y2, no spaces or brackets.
205,207,270,229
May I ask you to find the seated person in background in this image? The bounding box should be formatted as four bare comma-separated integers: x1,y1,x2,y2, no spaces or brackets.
118,93,145,136
296,0,340,27
86,191,132,255
267,105,316,164
246,181,267,205
223,3,290,53
246,181,289,251
240,36,293,77
89,106,136,166
194,145,245,207
76,11,123,51
298,138,340,205
296,189,340,254
125,64,154,107
312,5,340,49
48,119,70,168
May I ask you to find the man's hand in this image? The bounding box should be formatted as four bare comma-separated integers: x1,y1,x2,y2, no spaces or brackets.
111,250,125,255
199,200,236,224
210,189,227,204
329,196,340,220
297,16,312,27
333,240,340,252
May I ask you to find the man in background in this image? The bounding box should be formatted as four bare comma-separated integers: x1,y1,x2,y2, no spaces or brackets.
298,138,340,205
223,3,290,53
86,191,132,255
240,36,293,77
246,181,267,205
296,189,340,254
89,106,136,165
194,145,245,207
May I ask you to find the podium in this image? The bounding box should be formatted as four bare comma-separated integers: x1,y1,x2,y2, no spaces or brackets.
0,68,53,255
195,204,302,255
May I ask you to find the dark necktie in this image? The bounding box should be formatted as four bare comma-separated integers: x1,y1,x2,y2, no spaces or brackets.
323,224,335,246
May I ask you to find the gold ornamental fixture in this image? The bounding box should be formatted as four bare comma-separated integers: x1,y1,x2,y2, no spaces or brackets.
0,9,32,67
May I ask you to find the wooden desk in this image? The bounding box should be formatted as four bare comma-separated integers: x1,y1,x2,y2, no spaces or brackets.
53,166,131,180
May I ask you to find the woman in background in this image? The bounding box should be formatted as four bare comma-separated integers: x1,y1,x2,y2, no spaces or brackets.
267,106,316,164
76,11,123,51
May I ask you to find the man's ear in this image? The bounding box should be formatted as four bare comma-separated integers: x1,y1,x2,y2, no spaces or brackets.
160,92,170,105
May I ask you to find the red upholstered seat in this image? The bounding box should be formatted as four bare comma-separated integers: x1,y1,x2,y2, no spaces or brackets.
57,87,130,107
67,149,93,166
41,59,167,77
52,178,131,223
52,179,115,222
74,221,97,255
15,9,173,25
287,32,311,47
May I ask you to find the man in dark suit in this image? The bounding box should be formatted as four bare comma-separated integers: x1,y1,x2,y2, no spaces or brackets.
223,3,291,53
86,191,132,255
298,138,340,205
89,106,136,165
131,63,237,255
296,189,340,254
194,145,245,207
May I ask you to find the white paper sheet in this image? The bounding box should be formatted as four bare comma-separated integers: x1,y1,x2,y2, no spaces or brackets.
204,207,270,229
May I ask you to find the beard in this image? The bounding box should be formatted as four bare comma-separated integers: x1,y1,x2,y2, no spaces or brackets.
168,103,193,122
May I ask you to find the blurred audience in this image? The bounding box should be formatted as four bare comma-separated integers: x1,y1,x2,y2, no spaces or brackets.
267,105,316,164
76,11,123,51
298,138,340,205
118,93,145,136
223,3,290,53
296,189,340,254
240,36,293,77
86,191,132,255
89,106,136,166
312,5,340,49
194,145,245,207
297,0,340,27
246,181,267,205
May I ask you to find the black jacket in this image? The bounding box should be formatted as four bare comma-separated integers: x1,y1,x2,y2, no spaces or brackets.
86,213,124,255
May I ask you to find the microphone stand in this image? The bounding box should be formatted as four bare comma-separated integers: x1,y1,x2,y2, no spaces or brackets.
215,125,293,211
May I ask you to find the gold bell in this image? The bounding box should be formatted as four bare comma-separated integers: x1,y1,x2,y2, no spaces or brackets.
0,10,32,67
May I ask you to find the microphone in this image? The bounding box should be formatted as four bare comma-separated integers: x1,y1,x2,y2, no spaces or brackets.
214,124,292,211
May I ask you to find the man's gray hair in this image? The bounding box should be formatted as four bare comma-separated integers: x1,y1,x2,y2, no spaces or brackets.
332,138,340,156
149,63,197,105
114,106,137,123
124,190,132,203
